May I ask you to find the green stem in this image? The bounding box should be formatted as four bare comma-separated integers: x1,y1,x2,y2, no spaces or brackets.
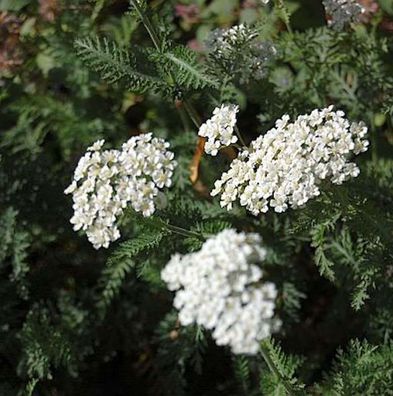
183,98,202,128
130,0,161,51
157,219,205,241
177,105,191,131
234,125,247,148
260,344,295,396
167,224,205,241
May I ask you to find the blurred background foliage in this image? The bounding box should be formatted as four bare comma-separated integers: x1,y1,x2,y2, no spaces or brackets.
0,0,393,395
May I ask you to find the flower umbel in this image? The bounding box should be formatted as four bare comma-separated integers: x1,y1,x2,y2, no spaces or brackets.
198,104,239,156
161,229,280,355
212,106,369,214
65,134,177,249
205,24,276,82
323,0,364,30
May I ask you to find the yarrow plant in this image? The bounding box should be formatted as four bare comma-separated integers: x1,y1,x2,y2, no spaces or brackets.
212,107,369,214
64,134,177,249
323,0,364,30
5,0,393,394
198,104,239,155
161,229,280,354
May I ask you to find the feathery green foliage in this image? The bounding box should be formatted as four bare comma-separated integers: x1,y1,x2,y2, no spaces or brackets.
319,340,393,395
157,45,218,90
75,36,163,93
98,227,167,310
0,208,31,298
18,308,73,380
260,339,305,395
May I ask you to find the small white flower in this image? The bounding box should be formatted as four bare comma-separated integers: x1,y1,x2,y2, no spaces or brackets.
65,134,177,249
212,106,369,215
64,181,77,195
87,139,105,152
161,229,280,355
198,104,239,156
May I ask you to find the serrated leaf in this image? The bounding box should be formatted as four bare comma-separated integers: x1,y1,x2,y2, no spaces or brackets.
151,45,218,90
98,228,167,310
75,36,164,93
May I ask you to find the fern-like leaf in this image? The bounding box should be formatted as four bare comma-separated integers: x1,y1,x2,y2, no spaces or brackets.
260,338,305,395
0,208,31,298
75,36,164,93
98,228,167,310
151,45,218,90
310,216,340,282
318,340,393,395
19,308,73,380
234,356,251,394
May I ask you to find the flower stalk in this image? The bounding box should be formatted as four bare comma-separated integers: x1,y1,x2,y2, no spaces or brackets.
165,222,206,241
155,218,206,241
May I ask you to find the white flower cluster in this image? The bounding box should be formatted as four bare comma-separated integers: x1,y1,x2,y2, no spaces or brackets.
210,24,258,57
161,229,280,355
212,106,369,214
64,134,177,249
323,0,364,30
198,104,239,156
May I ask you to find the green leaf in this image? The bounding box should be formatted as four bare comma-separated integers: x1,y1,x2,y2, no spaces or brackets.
314,244,335,282
0,0,29,11
151,45,218,90
98,228,167,311
379,0,393,15
260,339,305,395
234,356,251,394
0,208,30,298
90,0,107,21
310,218,340,282
75,36,164,93
19,308,73,380
319,340,393,395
